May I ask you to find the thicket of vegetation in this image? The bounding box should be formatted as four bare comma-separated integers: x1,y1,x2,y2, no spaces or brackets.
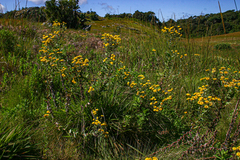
105,9,240,38
105,10,162,26
174,10,240,37
1,2,240,159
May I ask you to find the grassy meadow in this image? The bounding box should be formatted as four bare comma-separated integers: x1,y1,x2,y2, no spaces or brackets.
1,17,240,159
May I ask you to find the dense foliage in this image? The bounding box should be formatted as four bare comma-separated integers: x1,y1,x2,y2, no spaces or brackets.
168,10,240,37
1,6,240,160
105,10,162,26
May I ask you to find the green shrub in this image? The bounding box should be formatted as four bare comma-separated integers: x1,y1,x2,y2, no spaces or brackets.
214,43,232,50
0,29,16,58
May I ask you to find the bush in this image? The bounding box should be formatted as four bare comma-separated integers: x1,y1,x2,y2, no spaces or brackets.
44,0,85,29
214,43,232,50
90,11,99,21
0,29,15,58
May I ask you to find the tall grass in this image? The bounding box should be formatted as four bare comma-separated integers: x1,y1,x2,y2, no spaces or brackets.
0,17,240,159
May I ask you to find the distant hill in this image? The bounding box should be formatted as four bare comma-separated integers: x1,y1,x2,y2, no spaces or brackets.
1,7,240,38
172,10,240,38
2,7,46,22
104,10,240,38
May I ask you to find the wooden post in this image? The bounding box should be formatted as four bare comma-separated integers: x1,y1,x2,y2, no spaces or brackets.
218,1,226,34
234,0,238,11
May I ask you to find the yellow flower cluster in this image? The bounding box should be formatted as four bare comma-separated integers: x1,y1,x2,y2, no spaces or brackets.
124,71,131,79
103,54,117,65
39,23,64,67
151,94,172,112
232,146,240,158
149,84,161,93
127,81,137,88
118,66,126,71
203,67,240,89
72,78,77,84
162,26,182,37
88,86,94,93
42,35,53,46
101,33,121,50
52,21,66,27
70,55,89,83
92,117,101,125
128,76,173,112
44,110,50,117
186,85,221,109
103,57,108,62
138,75,145,80
72,55,89,68
60,67,67,73
171,50,187,59
200,77,210,81
145,157,158,160
60,67,67,77
92,109,99,115
110,54,115,61
91,109,109,137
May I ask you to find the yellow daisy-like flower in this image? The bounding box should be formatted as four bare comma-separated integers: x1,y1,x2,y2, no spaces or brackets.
72,78,77,84
237,152,240,157
152,49,156,52
44,114,49,117
88,86,94,93
101,122,107,126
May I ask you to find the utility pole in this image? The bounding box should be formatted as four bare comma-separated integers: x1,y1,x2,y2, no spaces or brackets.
218,1,226,34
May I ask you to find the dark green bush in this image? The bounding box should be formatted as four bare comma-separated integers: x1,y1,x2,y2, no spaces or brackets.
214,43,232,50
0,29,16,58
90,11,99,21
44,0,85,29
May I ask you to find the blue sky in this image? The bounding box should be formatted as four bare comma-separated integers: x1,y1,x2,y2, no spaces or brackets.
0,0,239,21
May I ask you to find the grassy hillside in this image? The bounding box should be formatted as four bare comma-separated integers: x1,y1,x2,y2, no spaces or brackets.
0,16,240,160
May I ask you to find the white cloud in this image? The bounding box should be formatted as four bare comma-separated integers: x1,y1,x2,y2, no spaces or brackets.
99,3,116,14
79,0,87,5
0,4,6,13
29,0,47,5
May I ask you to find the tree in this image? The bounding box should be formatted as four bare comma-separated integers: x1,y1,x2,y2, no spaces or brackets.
44,0,84,29
89,11,99,21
